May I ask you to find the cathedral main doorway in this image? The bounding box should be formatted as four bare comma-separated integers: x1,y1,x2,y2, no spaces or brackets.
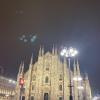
44,93,49,100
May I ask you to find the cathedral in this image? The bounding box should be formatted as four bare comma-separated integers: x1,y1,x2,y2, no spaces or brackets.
15,47,92,100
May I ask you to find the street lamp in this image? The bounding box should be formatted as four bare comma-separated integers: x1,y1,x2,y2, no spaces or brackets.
60,47,78,100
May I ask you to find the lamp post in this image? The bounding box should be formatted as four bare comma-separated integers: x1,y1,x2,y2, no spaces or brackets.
60,47,78,100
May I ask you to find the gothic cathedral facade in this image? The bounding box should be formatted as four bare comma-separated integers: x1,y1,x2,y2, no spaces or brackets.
15,47,92,100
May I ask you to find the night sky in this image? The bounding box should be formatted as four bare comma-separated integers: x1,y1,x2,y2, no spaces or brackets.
0,1,100,94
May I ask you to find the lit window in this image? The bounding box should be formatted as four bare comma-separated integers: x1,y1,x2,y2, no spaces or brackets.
59,85,62,91
45,76,49,83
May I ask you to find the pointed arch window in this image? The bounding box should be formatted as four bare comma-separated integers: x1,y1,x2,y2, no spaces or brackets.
45,62,50,71
32,85,35,90
45,76,49,83
59,85,62,91
59,74,63,81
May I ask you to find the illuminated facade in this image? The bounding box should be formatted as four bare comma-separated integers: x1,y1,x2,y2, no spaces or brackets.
16,47,92,100
0,76,16,100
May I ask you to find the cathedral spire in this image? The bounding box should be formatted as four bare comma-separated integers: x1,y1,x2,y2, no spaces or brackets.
27,55,33,100
85,73,89,80
41,46,44,56
55,45,57,55
21,61,24,74
39,45,42,56
73,59,79,100
18,61,23,74
18,63,21,74
84,73,92,100
29,54,33,70
18,61,24,78
30,53,33,65
73,59,77,76
52,44,55,55
76,59,80,76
